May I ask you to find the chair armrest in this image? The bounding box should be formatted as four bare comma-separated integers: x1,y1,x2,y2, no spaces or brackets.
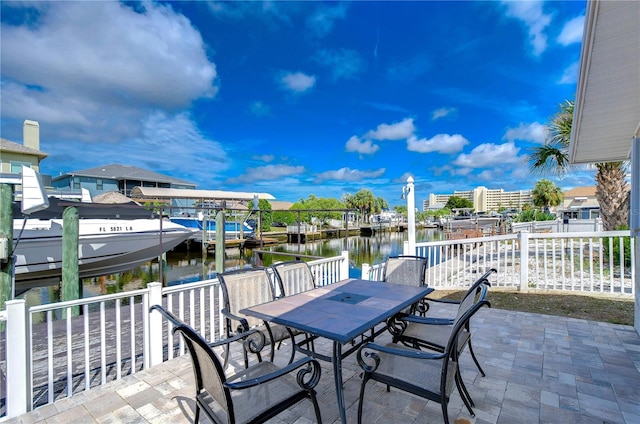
424,297,460,305
357,342,446,373
221,308,250,331
224,357,322,390
208,328,266,352
399,315,454,326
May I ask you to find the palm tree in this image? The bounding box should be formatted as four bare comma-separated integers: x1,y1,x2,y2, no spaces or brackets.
532,179,563,211
529,100,629,230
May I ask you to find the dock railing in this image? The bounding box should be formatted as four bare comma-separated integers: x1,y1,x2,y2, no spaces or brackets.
362,230,634,296
1,252,350,419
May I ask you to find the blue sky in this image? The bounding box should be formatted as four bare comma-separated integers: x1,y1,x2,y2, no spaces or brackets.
1,1,591,207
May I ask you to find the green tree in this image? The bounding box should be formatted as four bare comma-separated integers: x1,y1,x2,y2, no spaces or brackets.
290,195,346,225
529,99,629,230
374,196,389,214
445,196,473,210
532,179,563,210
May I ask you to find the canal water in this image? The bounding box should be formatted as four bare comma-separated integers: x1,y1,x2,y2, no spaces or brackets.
21,228,445,311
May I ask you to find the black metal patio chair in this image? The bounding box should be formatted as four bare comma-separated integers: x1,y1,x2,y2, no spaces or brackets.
271,260,318,297
218,267,292,367
150,305,323,424
382,255,429,314
390,268,496,377
271,260,322,360
356,299,490,424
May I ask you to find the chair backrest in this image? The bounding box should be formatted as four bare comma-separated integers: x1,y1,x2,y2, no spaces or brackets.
271,260,317,297
174,323,236,423
150,305,234,422
218,267,275,329
453,281,489,326
442,299,490,391
454,268,496,315
383,255,428,287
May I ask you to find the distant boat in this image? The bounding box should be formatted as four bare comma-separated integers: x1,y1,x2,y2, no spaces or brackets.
170,213,254,242
12,198,194,292
438,215,502,231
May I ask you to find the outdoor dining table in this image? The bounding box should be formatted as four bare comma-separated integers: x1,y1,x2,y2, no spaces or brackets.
240,278,433,423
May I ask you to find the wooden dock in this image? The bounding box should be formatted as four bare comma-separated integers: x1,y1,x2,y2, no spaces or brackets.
205,238,245,252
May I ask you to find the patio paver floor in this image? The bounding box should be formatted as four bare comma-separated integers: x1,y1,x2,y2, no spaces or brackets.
6,308,640,423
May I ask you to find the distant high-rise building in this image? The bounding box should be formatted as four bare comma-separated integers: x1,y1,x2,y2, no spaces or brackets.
424,186,533,212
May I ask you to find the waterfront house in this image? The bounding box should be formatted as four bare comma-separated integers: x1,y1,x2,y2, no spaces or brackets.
51,163,197,199
559,186,599,220
0,120,48,181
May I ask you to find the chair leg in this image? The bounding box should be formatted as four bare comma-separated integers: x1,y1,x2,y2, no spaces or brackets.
456,369,475,408
222,343,230,369
309,390,323,423
194,404,200,423
468,339,486,377
357,377,369,424
441,398,450,424
455,371,475,413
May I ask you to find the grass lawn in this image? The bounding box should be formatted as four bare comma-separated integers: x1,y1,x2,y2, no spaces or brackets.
433,290,635,326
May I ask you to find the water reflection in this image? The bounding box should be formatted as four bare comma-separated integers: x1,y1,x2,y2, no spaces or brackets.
22,228,444,308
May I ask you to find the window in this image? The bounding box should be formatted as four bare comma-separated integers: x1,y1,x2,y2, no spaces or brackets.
96,179,103,190
10,161,31,174
73,177,80,189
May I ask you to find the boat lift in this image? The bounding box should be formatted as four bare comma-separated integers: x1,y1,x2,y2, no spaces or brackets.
1,166,50,301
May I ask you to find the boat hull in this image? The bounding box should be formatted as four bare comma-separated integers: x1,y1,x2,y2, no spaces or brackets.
170,216,253,242
13,218,194,291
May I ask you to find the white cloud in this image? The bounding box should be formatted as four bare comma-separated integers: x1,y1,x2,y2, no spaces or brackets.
503,122,547,144
365,118,415,141
314,49,365,81
278,71,317,94
392,172,415,184
43,111,229,184
407,134,469,154
0,1,217,144
306,3,348,37
557,15,584,46
558,61,579,85
345,135,379,155
501,0,552,56
227,164,305,184
253,154,275,163
454,142,521,168
431,107,457,121
315,167,386,182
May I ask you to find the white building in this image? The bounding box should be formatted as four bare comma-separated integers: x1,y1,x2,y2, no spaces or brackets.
424,186,533,212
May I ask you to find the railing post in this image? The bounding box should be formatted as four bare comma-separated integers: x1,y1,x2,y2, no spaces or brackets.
340,250,349,280
361,263,371,280
403,240,411,255
6,299,29,418
519,231,529,291
148,282,163,367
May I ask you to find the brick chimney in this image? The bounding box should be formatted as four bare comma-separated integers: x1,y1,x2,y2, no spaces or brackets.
23,120,40,151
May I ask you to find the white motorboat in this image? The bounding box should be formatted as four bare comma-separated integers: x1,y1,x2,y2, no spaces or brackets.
3,166,193,292
11,198,195,292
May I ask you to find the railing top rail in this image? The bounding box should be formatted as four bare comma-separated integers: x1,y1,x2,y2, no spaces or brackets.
309,256,346,266
28,287,150,313
253,249,324,260
526,230,630,238
417,233,517,247
416,229,631,249
161,277,220,295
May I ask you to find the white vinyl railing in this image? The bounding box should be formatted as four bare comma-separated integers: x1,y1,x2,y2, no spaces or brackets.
2,252,349,419
362,230,634,296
